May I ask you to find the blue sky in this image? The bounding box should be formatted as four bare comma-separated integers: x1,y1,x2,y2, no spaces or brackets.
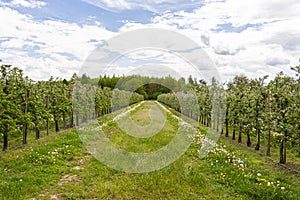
0,0,300,81
9,0,158,31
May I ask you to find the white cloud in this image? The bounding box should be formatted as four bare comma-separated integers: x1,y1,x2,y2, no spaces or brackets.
1,0,300,82
81,0,202,12
81,0,131,10
128,0,300,82
0,0,47,8
0,6,115,80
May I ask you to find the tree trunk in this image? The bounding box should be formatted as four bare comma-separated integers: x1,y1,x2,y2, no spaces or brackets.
238,122,242,143
23,88,29,145
23,124,28,145
225,115,229,137
247,133,251,147
3,133,8,151
46,118,49,135
255,130,260,151
267,127,271,156
76,115,79,126
232,121,236,140
36,127,40,140
63,112,67,129
266,90,271,156
279,138,286,164
55,119,60,132
70,110,74,128
46,96,49,135
298,125,300,157
255,103,260,150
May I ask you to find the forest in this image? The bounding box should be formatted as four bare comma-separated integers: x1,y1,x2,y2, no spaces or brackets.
1,62,299,166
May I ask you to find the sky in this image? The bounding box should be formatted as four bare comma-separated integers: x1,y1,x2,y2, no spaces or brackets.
0,0,300,82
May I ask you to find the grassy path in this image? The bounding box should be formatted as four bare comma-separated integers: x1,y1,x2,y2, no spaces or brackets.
0,101,299,199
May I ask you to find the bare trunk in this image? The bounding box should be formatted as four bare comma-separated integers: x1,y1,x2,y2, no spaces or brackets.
23,124,28,145
247,133,251,147
55,119,60,132
76,115,79,126
35,127,40,140
266,90,271,156
3,133,8,151
255,130,260,151
70,110,74,128
255,103,260,150
232,120,236,140
63,112,67,129
279,138,286,164
238,122,242,143
46,96,49,135
225,115,229,137
267,128,271,156
298,126,300,157
23,88,29,145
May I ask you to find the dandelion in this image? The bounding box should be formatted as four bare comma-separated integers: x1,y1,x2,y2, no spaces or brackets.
257,173,261,177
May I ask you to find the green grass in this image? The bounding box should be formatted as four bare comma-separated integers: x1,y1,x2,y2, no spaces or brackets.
104,101,177,153
0,101,299,199
129,101,152,126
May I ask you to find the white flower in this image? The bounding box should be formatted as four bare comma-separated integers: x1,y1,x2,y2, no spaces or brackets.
20,179,23,182
257,173,261,177
281,187,285,190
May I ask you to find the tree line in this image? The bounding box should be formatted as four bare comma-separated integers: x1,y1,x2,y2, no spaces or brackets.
157,65,300,164
0,64,143,151
1,62,299,165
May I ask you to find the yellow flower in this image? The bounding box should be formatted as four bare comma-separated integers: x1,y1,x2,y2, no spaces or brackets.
267,182,271,187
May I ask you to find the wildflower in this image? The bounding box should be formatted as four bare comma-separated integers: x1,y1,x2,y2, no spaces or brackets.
281,187,285,190
20,179,23,182
267,182,271,187
257,173,261,177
